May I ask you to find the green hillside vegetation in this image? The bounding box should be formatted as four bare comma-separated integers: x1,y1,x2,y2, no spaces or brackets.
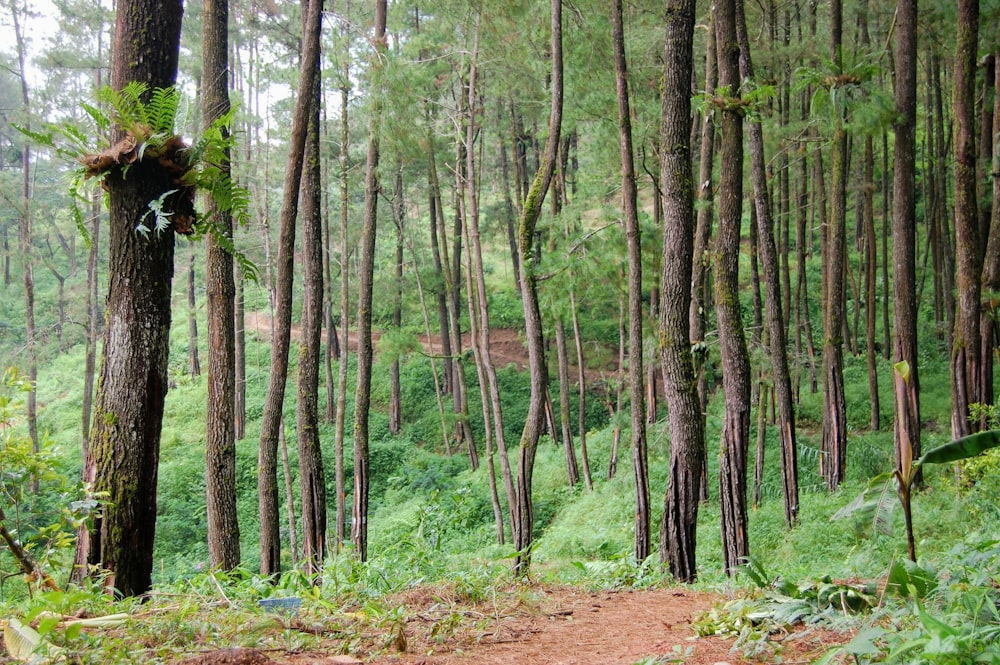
2,254,999,661
2,0,1000,661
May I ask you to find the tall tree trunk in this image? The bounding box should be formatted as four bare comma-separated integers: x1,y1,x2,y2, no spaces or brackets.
951,0,981,439
714,0,751,574
822,0,848,490
514,0,563,576
611,0,649,561
892,0,921,491
735,0,799,527
691,9,716,507
427,134,454,397
983,48,1000,422
569,290,593,491
82,192,102,457
234,263,246,441
554,320,579,487
9,0,39,491
979,54,997,416
297,31,327,576
257,0,324,575
74,0,184,597
353,0,388,561
499,105,522,293
389,169,405,436
81,23,106,453
203,0,240,571
187,244,201,377
658,0,704,583
334,69,351,551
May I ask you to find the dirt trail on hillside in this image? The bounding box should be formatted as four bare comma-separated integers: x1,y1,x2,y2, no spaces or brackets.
180,585,838,665
245,312,619,385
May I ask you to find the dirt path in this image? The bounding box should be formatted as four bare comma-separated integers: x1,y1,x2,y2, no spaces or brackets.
182,585,837,665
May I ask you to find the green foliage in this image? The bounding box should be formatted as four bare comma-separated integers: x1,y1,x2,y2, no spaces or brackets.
816,535,1000,664
18,82,258,280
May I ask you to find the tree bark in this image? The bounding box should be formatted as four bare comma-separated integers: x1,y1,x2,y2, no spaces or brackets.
514,0,563,576
983,48,1000,424
735,0,799,527
74,0,184,596
951,0,981,439
203,0,240,571
714,0,751,574
9,0,39,493
658,0,704,583
257,0,324,575
334,66,351,551
296,26,327,576
892,0,921,502
389,169,405,436
821,0,848,490
187,243,201,377
611,0,649,561
353,0,388,561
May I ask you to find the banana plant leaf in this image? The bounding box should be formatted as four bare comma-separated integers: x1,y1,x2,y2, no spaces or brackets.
918,430,1000,466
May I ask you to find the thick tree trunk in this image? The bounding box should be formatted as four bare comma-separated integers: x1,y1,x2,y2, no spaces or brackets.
75,0,184,596
658,0,704,583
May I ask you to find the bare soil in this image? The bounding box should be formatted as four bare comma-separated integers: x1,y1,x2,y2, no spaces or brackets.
175,585,837,665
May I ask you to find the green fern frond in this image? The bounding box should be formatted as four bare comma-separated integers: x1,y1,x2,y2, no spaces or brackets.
98,81,149,134
146,86,181,134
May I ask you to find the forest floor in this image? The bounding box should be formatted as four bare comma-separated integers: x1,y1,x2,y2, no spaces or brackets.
177,584,841,665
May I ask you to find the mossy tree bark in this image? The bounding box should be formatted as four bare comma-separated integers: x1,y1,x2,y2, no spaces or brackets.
74,0,184,597
514,0,562,576
296,29,327,575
